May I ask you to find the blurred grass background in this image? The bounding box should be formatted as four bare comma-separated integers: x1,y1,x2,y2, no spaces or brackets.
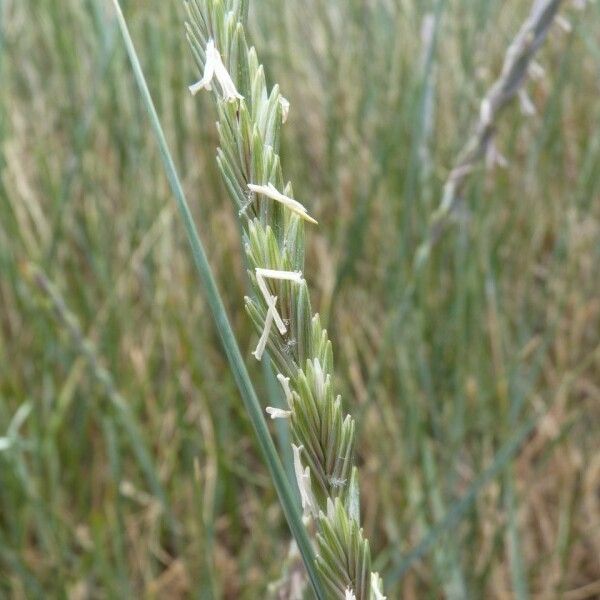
1,0,599,597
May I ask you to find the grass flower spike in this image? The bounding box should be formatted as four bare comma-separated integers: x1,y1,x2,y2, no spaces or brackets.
184,0,383,596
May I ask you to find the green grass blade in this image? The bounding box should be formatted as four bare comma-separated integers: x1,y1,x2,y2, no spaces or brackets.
505,468,529,600
25,264,179,535
108,2,324,597
385,414,538,586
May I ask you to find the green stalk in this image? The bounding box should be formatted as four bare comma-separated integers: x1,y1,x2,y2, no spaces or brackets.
109,2,324,597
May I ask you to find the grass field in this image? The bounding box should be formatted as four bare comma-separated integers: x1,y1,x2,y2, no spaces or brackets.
1,0,599,597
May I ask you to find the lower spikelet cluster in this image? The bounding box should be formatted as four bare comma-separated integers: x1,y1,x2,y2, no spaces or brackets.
184,1,384,597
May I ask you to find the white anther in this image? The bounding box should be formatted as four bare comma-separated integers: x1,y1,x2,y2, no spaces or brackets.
277,374,293,407
248,183,318,225
292,444,318,517
189,39,243,102
252,303,275,361
279,96,290,123
266,406,292,419
255,268,304,336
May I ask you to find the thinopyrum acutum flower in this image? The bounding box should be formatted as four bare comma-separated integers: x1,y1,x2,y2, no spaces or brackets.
184,1,384,596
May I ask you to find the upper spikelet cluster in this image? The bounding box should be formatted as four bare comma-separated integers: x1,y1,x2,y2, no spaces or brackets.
184,1,384,597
